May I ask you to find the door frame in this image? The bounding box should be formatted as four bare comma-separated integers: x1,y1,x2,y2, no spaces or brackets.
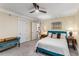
31,21,41,40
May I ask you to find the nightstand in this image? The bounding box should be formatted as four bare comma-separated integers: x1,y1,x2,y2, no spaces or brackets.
67,37,77,50
40,34,47,39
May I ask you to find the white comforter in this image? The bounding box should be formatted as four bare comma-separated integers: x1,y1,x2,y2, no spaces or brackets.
36,37,70,56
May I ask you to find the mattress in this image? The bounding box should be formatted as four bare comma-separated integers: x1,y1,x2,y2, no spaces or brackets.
36,37,70,56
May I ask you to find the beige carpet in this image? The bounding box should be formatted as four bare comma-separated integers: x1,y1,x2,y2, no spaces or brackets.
0,40,78,56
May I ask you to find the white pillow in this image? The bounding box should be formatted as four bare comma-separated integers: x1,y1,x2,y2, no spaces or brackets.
52,34,57,39
48,33,52,38
61,34,66,39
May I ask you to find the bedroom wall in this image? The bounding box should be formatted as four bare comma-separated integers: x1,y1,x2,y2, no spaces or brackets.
0,11,18,38
41,14,79,34
0,11,32,43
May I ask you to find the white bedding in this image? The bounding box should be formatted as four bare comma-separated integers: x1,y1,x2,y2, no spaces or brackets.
36,37,70,56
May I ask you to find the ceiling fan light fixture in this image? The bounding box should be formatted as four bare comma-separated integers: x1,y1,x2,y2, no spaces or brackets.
35,9,39,13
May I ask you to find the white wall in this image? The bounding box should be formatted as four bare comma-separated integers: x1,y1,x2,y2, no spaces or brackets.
41,15,79,34
0,11,32,43
0,12,18,38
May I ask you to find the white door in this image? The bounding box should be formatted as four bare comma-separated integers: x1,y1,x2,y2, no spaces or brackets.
32,22,38,40
18,19,31,43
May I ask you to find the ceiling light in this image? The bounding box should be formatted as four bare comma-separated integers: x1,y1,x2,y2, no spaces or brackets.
37,14,52,20
35,9,39,13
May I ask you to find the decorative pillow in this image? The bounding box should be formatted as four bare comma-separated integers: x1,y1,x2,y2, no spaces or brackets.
48,33,52,38
52,34,57,39
61,34,66,39
57,33,61,39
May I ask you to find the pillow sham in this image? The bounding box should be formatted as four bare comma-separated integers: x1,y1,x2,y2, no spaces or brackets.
52,34,57,39
48,33,52,38
61,34,66,39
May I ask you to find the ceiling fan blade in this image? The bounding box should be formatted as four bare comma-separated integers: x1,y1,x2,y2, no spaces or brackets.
33,3,39,9
29,10,35,13
39,10,47,13
33,3,37,9
36,4,39,9
31,3,46,13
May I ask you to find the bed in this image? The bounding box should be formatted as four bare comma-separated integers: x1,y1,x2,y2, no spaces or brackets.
36,30,70,56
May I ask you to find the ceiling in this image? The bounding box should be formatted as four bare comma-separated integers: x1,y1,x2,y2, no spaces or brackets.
0,3,79,20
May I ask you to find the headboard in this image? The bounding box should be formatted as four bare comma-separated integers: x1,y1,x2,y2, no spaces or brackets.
48,30,67,39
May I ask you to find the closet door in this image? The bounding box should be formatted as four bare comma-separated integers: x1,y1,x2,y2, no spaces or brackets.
18,18,31,43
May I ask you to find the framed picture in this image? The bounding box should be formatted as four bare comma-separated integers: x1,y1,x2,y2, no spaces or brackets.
51,22,62,29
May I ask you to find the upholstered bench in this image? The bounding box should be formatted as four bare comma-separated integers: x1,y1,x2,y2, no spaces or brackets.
0,37,20,52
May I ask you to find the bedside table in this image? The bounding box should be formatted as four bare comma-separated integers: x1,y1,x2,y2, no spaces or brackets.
40,34,47,39
67,37,77,50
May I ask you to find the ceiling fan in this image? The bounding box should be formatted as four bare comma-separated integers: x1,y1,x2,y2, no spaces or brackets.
29,3,47,13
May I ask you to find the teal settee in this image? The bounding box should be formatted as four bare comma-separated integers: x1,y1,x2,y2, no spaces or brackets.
0,37,20,52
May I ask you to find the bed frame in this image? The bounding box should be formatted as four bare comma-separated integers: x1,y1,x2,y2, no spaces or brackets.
36,30,67,56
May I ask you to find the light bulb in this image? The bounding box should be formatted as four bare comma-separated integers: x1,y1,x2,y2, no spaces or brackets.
35,9,39,13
